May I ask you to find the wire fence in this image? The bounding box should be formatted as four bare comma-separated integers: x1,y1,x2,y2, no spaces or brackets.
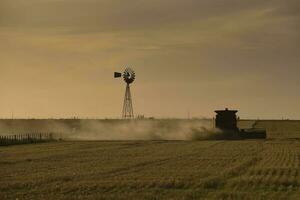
0,133,56,146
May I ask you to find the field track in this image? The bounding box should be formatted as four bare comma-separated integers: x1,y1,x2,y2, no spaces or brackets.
1,140,300,199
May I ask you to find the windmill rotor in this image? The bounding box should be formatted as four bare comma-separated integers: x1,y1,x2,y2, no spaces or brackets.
123,68,135,84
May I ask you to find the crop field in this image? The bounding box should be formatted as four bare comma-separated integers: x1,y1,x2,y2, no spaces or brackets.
1,139,300,199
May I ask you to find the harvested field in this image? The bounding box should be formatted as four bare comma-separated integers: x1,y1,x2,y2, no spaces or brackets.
1,140,300,199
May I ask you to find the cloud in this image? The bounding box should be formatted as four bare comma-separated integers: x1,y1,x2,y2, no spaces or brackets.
0,0,300,119
1,0,298,32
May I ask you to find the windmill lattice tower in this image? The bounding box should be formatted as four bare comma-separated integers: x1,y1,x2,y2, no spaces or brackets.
114,68,136,119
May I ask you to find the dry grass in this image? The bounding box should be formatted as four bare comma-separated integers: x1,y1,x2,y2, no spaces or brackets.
1,139,300,199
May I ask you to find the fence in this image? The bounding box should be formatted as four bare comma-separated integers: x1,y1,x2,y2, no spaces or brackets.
0,133,56,146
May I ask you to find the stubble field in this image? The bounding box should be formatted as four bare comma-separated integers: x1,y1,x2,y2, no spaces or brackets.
1,139,300,199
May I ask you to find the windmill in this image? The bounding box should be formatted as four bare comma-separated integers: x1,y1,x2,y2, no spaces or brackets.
114,68,136,119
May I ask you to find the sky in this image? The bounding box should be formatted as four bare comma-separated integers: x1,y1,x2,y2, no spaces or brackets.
0,0,299,119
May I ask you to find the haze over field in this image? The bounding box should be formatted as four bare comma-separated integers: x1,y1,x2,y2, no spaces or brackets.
0,119,218,140
1,0,299,119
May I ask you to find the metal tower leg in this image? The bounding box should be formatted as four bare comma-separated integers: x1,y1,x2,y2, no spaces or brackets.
122,84,134,119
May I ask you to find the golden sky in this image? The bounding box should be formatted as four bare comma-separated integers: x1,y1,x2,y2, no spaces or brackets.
0,0,299,119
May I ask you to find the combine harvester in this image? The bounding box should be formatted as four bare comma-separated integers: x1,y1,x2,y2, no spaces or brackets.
215,108,266,139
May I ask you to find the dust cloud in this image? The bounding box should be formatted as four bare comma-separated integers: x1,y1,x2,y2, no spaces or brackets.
0,119,221,141
68,119,220,141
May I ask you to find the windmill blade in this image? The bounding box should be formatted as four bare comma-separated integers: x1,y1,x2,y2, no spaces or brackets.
123,68,135,84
